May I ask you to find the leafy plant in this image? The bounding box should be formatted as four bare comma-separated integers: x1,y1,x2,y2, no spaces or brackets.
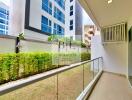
0,52,90,84
48,35,87,48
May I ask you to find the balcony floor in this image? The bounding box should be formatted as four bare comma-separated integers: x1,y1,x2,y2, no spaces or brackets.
88,72,132,100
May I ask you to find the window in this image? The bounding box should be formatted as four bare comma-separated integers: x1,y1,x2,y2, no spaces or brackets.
6,26,8,30
0,7,8,15
0,7,9,35
55,0,65,10
54,7,65,24
0,19,6,24
41,16,52,34
70,20,73,30
0,30,5,34
42,0,52,15
102,22,127,42
49,2,52,15
0,13,6,19
0,24,5,29
53,23,64,35
70,6,73,16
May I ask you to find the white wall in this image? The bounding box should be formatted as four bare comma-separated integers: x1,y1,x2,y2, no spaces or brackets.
29,0,41,30
0,36,87,53
91,32,128,75
0,38,15,53
20,39,86,53
24,29,48,41
9,0,26,36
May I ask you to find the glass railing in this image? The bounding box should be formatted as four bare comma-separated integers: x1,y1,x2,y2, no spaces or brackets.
0,57,103,100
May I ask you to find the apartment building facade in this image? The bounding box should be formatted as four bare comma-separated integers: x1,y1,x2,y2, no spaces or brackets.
9,0,83,41
24,0,65,38
65,0,83,40
0,2,9,35
84,25,95,48
9,0,65,40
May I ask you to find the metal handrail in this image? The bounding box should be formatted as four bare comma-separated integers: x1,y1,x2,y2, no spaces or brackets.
0,57,103,97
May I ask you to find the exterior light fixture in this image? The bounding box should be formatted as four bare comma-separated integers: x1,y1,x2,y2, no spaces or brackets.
108,0,112,4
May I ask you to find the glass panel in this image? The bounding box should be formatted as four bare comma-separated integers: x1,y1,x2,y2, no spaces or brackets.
84,62,93,88
58,65,83,100
93,59,99,77
99,58,103,71
0,76,57,100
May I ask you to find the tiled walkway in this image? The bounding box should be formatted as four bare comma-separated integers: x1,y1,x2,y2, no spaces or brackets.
88,72,132,100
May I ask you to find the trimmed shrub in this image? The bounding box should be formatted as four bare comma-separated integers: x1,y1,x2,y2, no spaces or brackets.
81,52,91,61
0,52,90,84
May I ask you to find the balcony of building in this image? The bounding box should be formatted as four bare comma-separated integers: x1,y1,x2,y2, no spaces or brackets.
0,0,132,99
79,0,132,99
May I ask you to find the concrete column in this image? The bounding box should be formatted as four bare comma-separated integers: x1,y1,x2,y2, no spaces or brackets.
9,0,26,36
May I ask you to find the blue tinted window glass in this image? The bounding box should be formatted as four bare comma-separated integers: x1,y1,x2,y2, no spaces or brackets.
41,16,52,34
70,0,73,2
0,7,7,14
54,7,65,24
53,23,64,35
42,0,52,15
6,26,8,30
0,30,5,34
0,19,6,24
0,24,5,29
54,0,65,10
0,13,6,19
0,8,9,35
42,16,48,25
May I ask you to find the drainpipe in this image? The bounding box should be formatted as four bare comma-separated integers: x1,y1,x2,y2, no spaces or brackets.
15,37,20,53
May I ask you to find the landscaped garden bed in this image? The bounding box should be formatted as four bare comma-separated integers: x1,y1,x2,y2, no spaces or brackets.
0,52,90,84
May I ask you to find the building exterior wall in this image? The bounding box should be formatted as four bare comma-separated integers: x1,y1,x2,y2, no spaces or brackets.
29,0,65,34
65,0,83,41
75,0,83,41
9,0,83,41
20,40,86,53
84,25,96,47
9,0,26,36
91,34,128,76
9,0,65,41
0,35,87,53
65,0,76,39
0,2,9,35
0,36,16,53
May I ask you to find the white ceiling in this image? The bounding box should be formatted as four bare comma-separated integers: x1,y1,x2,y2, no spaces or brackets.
79,0,132,28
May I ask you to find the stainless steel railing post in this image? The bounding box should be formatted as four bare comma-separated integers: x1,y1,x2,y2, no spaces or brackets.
83,63,85,90
93,60,95,78
56,74,59,100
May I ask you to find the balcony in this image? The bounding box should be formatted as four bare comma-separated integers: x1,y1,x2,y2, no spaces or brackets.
0,0,132,99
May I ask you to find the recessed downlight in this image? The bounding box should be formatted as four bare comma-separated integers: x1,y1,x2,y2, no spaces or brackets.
108,0,112,4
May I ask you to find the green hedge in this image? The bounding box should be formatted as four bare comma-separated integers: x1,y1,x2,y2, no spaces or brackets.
0,52,90,84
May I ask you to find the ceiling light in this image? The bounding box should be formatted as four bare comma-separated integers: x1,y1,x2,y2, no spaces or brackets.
108,0,112,4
